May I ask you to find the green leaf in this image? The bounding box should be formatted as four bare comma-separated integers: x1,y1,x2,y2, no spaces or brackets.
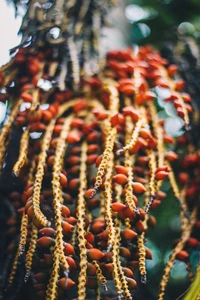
184,267,200,300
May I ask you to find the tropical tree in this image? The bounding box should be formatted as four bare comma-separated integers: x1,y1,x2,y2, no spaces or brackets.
0,1,199,300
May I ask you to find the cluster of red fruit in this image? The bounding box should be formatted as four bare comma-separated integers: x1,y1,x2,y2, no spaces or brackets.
0,44,199,300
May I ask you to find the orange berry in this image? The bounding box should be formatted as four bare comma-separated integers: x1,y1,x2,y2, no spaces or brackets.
67,130,82,144
165,151,178,161
176,250,189,261
123,267,134,278
121,228,137,239
66,156,80,165
132,182,146,194
157,191,167,200
42,110,53,122
151,199,161,209
147,215,157,228
71,118,84,128
39,227,55,237
73,98,87,113
96,110,109,121
163,134,174,144
97,230,109,240
113,174,128,185
122,107,139,122
62,221,74,233
135,220,145,233
178,172,188,184
91,220,105,233
167,64,178,76
110,113,119,126
182,93,191,103
95,154,103,167
87,278,98,289
187,237,199,248
87,248,104,261
87,262,97,276
87,144,99,154
66,256,76,269
155,171,169,181
115,165,128,176
64,243,75,255
87,154,98,164
21,92,33,103
111,202,126,212
85,232,95,244
68,178,80,190
119,247,131,258
175,80,185,91
57,278,76,290
37,236,54,247
60,173,68,187
127,278,137,290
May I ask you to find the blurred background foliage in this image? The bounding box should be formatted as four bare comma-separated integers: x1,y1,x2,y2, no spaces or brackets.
125,0,200,46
